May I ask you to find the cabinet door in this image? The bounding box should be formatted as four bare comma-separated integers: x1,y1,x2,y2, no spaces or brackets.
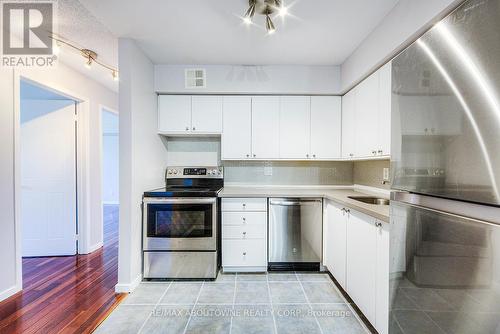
279,96,311,159
311,96,341,159
191,96,222,133
158,95,191,133
325,201,347,289
376,220,390,334
222,97,252,159
355,72,380,158
378,62,392,156
347,209,377,325
252,96,280,159
341,90,356,159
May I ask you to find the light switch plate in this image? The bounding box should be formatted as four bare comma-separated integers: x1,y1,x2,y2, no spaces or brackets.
264,166,273,176
383,168,390,181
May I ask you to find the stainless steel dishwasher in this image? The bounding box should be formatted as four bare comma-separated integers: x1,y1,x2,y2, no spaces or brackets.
268,198,323,271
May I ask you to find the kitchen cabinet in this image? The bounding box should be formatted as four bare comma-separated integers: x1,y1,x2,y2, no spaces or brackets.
158,95,222,135
323,200,347,289
191,96,223,133
342,62,392,159
251,96,280,159
346,209,377,325
324,204,389,334
222,96,252,159
311,96,342,159
341,89,356,159
221,198,267,272
158,95,191,134
279,96,311,159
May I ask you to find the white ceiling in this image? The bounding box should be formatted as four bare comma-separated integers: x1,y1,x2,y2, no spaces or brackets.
79,0,399,66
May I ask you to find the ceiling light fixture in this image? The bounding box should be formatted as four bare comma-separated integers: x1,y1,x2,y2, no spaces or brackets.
50,35,119,82
242,0,285,34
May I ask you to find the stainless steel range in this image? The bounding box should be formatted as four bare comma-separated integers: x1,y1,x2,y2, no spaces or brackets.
142,166,223,280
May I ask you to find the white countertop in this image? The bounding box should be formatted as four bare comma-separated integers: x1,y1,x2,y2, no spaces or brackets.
218,185,390,223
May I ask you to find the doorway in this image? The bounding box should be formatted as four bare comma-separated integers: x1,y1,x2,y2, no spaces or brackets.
101,108,119,245
20,80,78,257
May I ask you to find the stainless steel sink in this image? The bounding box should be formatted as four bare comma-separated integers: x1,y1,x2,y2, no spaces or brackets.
348,196,390,205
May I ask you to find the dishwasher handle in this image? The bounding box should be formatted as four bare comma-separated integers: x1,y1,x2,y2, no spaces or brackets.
269,199,322,206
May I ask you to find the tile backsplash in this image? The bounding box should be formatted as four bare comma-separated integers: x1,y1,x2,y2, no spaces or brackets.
223,161,353,185
353,160,391,189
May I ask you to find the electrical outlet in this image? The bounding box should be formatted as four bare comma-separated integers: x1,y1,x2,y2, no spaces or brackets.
264,166,273,176
383,167,390,181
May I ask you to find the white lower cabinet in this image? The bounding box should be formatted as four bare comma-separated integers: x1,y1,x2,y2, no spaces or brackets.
222,198,267,272
324,202,389,334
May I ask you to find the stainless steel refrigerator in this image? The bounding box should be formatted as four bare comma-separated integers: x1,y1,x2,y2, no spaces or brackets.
390,0,500,332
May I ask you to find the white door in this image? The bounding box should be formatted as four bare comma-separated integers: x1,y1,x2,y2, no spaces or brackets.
222,96,252,159
346,209,377,325
251,96,280,159
378,62,392,156
279,96,311,159
158,95,191,133
191,96,222,133
342,90,356,159
355,72,380,158
311,96,341,159
21,102,77,256
325,201,347,289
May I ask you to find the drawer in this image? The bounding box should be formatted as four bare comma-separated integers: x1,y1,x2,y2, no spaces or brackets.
222,212,267,226
223,224,266,239
222,198,267,212
222,239,267,267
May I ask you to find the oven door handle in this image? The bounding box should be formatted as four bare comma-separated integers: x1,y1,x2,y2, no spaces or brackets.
143,197,217,204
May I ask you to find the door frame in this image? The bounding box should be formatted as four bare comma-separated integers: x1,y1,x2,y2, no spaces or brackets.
13,71,93,292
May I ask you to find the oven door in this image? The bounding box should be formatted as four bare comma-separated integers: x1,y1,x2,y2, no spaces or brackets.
143,197,217,251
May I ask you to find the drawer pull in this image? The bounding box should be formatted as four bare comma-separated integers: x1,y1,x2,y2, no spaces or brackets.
243,252,247,256
242,217,246,222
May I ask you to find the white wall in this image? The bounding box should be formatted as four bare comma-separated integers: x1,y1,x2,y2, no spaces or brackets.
340,0,462,92
117,38,167,292
102,111,119,204
0,68,19,301
155,65,341,95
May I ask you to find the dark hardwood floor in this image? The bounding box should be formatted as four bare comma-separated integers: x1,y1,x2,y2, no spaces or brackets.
0,205,125,334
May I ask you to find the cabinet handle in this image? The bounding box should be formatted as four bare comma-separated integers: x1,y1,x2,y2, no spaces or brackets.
375,222,382,228
242,203,246,208
243,252,247,256
246,154,250,158
192,126,196,131
242,217,246,222
378,150,383,154
349,153,354,157
313,154,316,158
306,154,309,158
372,150,377,155
185,126,189,131
242,231,247,236
253,154,256,158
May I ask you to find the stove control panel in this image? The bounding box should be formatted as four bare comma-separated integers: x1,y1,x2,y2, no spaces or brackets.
166,166,223,179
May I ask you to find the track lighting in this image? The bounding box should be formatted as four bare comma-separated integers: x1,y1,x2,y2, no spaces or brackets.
242,0,285,34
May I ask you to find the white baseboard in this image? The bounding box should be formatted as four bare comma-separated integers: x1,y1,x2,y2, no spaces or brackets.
222,266,267,273
87,242,104,254
115,273,142,293
0,285,21,302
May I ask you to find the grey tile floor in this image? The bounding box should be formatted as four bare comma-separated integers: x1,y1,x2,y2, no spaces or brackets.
390,278,500,334
96,272,370,334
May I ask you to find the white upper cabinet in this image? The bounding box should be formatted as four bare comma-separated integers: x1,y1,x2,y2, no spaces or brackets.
279,96,311,159
378,62,392,156
341,90,356,159
311,96,341,159
191,96,223,133
355,72,380,158
251,96,280,159
342,62,392,159
222,96,252,159
158,95,192,133
158,95,222,135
